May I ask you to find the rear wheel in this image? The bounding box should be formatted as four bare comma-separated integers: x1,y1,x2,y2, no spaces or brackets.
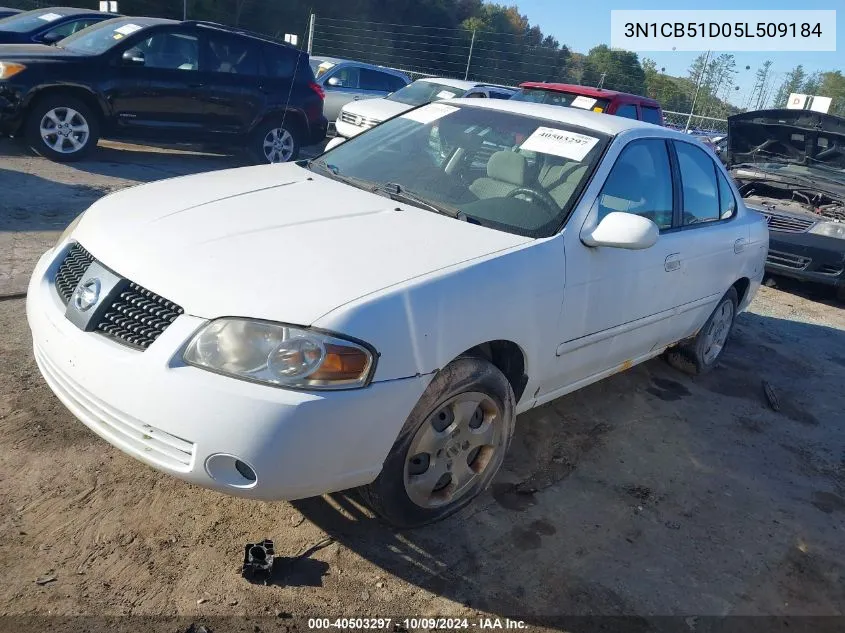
249,118,300,164
665,287,738,375
359,357,515,528
26,95,99,162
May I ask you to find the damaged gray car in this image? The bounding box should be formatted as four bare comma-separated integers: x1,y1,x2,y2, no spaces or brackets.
726,109,845,301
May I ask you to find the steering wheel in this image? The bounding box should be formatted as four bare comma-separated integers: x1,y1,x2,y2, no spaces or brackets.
505,186,559,216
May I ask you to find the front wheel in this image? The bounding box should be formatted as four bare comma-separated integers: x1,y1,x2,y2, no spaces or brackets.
249,118,300,164
665,287,738,375
359,357,516,528
26,95,99,162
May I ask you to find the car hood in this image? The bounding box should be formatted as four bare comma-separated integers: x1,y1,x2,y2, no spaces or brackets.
0,43,82,60
341,97,412,123
72,163,530,325
727,109,845,171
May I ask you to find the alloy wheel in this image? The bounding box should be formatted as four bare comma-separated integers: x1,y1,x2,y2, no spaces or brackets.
262,127,294,163
39,107,90,155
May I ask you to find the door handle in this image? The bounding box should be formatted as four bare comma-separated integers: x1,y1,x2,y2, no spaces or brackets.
664,253,681,272
353,96,361,100
734,237,748,254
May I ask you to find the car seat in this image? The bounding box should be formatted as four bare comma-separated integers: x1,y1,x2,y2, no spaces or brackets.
469,151,528,199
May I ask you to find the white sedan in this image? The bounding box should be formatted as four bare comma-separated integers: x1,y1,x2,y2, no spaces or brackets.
27,99,768,527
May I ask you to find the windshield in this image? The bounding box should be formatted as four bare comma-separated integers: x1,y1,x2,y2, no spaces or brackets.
511,88,611,113
387,81,466,106
0,8,68,33
314,103,610,237
310,57,336,78
59,18,150,55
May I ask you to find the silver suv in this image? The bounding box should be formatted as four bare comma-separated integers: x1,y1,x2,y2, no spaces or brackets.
309,56,411,121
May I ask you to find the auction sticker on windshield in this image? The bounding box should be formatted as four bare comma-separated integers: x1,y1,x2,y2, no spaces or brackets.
402,103,459,125
37,12,64,21
571,95,597,109
520,127,599,161
114,24,142,36
436,90,458,99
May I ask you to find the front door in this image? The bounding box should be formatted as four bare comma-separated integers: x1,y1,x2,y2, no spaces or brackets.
107,28,207,140
544,138,685,396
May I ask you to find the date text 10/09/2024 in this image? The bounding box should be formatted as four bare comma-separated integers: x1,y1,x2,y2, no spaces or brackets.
307,618,527,630
624,22,823,38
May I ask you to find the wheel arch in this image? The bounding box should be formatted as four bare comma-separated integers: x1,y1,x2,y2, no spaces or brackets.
25,85,107,126
732,277,751,307
458,339,529,403
250,107,308,138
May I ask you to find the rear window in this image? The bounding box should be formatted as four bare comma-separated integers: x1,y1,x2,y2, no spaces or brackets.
511,88,611,113
642,106,663,125
263,44,303,79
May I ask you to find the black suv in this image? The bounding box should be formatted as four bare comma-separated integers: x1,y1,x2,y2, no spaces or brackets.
0,17,327,162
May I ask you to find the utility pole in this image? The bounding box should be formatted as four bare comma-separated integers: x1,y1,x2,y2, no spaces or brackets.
307,13,315,55
464,30,476,81
182,0,187,20
686,49,711,132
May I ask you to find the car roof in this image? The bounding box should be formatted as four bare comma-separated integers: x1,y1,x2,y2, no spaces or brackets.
26,6,113,15
519,82,661,107
443,97,681,136
310,56,409,76
98,16,176,28
416,77,486,90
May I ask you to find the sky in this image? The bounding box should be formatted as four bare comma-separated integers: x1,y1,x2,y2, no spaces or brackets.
516,0,843,106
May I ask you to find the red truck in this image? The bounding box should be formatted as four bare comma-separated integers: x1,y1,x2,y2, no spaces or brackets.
511,82,664,125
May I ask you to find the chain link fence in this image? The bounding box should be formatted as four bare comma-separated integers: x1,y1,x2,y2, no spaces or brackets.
2,3,740,128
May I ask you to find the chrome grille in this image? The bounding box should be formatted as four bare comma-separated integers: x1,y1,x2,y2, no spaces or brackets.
96,282,183,350
53,243,183,351
760,212,815,233
766,249,811,270
55,243,94,304
339,111,379,128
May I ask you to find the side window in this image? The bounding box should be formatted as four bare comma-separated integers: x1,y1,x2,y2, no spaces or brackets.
326,66,359,89
615,104,638,119
716,168,737,219
642,106,663,125
598,139,674,229
489,90,513,100
263,45,298,79
387,75,407,92
136,31,198,70
205,35,259,75
43,18,98,39
676,142,720,225
360,69,393,92
464,91,487,98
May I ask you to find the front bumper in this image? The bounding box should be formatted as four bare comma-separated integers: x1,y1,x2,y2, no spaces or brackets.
26,245,430,501
0,82,26,135
765,231,845,288
334,119,370,139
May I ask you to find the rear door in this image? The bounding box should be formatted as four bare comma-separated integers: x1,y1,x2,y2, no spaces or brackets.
664,139,747,338
107,27,207,140
198,32,265,137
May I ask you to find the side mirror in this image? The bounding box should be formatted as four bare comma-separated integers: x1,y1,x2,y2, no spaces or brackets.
581,211,659,250
39,32,64,45
324,136,346,151
326,76,342,87
121,49,145,66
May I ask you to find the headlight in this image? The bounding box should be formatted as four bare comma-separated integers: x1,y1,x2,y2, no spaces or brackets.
56,212,85,247
183,318,375,390
809,221,845,239
0,62,26,80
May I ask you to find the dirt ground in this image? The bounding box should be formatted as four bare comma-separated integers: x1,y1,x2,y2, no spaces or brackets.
1,138,844,632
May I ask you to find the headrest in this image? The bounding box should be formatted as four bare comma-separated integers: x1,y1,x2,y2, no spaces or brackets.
487,151,527,186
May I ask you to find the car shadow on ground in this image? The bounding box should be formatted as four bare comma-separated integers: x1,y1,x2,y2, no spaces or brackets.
294,311,845,624
763,274,842,308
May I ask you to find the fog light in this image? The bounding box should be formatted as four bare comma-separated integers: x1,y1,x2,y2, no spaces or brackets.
205,453,258,488
235,459,256,482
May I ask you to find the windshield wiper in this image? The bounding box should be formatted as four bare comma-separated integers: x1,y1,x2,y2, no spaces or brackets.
373,182,464,219
306,159,375,191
